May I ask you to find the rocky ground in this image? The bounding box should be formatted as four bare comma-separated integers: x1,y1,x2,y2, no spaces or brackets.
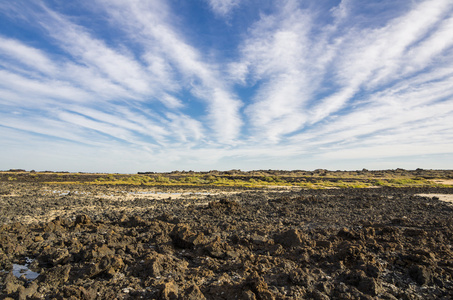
0,181,452,299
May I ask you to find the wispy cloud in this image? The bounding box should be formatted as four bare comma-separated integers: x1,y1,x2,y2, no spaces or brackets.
0,70,92,104
237,0,453,149
205,0,241,17
0,36,57,75
237,1,317,141
94,0,243,143
0,1,218,147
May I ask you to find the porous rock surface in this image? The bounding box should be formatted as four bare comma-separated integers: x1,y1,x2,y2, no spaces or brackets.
0,182,452,299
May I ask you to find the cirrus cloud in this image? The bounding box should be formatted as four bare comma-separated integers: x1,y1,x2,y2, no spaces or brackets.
0,0,452,172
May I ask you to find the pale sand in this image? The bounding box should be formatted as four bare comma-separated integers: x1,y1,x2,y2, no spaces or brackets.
96,191,238,201
429,179,453,185
417,194,453,204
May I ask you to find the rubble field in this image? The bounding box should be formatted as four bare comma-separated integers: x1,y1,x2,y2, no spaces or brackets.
1,176,453,299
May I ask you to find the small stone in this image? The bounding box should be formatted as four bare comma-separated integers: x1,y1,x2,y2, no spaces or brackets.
312,290,330,300
242,289,257,300
316,240,332,249
160,281,179,300
184,284,206,300
358,277,383,296
409,265,432,285
40,264,71,285
4,272,22,294
275,229,305,247
18,281,38,300
75,214,91,225
34,236,44,242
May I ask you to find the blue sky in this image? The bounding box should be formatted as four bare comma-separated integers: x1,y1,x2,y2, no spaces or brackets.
1,0,453,173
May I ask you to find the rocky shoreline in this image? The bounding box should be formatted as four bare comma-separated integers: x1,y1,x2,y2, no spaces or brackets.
1,182,452,299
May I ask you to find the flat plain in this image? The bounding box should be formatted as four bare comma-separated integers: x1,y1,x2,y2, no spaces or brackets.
1,169,452,299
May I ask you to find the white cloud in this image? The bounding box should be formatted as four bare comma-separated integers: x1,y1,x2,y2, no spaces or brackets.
94,0,243,143
404,14,453,71
205,0,240,17
0,1,216,151
207,88,243,142
0,36,142,104
159,94,184,109
58,111,137,143
1,0,452,171
246,76,309,141
38,7,153,96
299,0,452,128
0,36,57,75
330,0,351,21
165,113,205,142
236,0,453,150
237,2,318,141
0,111,102,146
61,105,169,144
0,70,92,103
361,0,453,89
61,63,133,100
289,73,453,158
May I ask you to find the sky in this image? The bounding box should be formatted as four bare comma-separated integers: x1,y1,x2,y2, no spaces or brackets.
0,0,453,173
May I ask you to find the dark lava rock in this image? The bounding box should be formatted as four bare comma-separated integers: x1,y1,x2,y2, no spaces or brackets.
245,272,275,300
358,276,383,296
208,198,241,212
184,284,206,300
409,264,433,285
274,228,308,248
170,223,207,249
75,214,92,225
1,182,453,299
160,280,179,300
40,264,71,285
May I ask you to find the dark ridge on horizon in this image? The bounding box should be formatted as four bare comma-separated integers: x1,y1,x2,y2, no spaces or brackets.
2,168,453,174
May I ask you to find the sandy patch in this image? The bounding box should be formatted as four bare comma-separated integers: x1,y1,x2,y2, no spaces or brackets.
417,194,453,204
429,179,453,185
96,191,236,201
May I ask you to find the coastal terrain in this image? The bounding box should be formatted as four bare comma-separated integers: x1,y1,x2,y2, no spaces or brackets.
1,169,452,299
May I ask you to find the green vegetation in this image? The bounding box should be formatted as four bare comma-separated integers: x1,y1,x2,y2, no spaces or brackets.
2,169,452,189
39,174,448,189
372,178,433,187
